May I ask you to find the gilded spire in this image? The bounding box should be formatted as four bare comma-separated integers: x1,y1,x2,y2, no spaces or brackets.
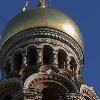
37,0,46,8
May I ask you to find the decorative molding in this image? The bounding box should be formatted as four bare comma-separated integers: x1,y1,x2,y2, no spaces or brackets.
80,84,99,100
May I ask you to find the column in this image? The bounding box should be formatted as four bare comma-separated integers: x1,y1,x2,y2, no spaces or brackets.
37,48,43,66
76,65,80,78
67,54,71,70
53,50,58,68
22,49,27,67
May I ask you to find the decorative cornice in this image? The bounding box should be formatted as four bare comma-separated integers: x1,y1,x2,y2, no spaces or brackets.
0,28,83,69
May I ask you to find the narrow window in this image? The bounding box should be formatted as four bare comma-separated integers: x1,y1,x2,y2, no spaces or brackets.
58,50,67,69
27,46,37,66
43,45,53,65
14,51,22,71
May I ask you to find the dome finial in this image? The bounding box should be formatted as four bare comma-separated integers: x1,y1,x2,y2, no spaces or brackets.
37,0,46,8
23,0,29,11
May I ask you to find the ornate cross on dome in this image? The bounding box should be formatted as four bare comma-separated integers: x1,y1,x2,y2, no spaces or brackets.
23,0,46,11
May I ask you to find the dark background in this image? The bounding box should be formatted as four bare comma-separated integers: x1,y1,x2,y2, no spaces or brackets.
0,0,100,96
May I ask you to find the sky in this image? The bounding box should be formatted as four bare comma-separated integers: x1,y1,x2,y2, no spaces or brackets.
0,0,100,97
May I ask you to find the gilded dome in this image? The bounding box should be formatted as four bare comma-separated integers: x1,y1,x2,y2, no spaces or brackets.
0,8,83,49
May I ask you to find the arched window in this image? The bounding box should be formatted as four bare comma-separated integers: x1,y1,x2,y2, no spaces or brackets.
70,56,77,72
58,50,67,69
27,46,37,66
43,45,53,65
5,59,11,73
13,51,22,71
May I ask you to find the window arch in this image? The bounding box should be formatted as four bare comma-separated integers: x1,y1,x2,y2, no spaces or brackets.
27,46,37,66
70,56,77,72
58,49,67,69
43,45,53,65
13,51,22,71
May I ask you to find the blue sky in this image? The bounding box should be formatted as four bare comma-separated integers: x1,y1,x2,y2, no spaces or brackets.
0,0,100,96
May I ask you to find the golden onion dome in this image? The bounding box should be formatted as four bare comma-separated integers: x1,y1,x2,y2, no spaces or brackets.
0,8,83,49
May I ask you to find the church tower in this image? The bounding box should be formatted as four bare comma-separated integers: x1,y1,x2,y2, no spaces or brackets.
0,0,99,100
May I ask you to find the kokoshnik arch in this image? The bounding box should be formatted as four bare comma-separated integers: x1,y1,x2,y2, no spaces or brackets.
0,0,99,100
